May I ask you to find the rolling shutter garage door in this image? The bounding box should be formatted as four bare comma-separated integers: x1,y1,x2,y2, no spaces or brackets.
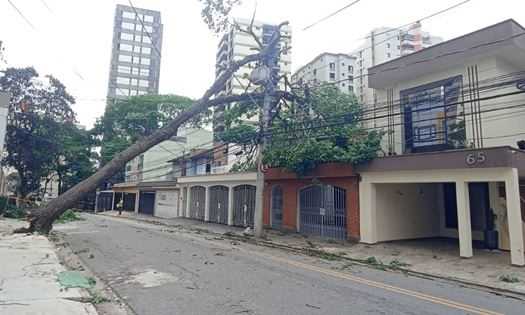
155,190,179,218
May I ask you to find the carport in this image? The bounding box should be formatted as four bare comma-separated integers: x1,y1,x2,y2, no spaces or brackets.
358,147,525,266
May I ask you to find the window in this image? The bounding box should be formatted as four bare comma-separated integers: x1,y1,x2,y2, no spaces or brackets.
387,53,391,58
139,80,149,87
132,56,141,64
130,78,138,85
144,15,154,23
116,77,129,85
142,47,151,55
143,36,152,44
348,86,353,93
118,54,132,63
138,90,147,95
117,65,131,74
342,73,345,77
401,75,463,152
116,89,128,96
133,46,141,53
143,25,153,33
329,62,336,71
140,68,149,76
129,89,138,96
119,44,132,52
122,11,135,19
387,43,391,48
122,22,135,30
348,65,353,73
121,32,134,41
131,67,139,75
134,35,142,43
329,73,335,80
141,58,150,65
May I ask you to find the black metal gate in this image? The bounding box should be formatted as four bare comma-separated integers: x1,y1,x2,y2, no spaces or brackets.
271,185,283,229
123,193,136,212
233,185,256,227
190,186,205,220
139,191,155,215
299,185,347,240
209,186,229,224
96,192,113,211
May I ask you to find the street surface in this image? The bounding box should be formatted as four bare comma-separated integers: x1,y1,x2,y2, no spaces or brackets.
57,214,525,315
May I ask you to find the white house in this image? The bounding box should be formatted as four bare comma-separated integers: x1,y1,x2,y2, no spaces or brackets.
358,19,525,266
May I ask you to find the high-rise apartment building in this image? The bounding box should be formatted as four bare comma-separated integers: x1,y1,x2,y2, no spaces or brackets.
107,4,163,100
213,18,292,173
292,53,355,94
352,22,442,107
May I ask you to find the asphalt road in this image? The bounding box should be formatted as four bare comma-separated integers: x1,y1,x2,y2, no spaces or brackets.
57,214,525,315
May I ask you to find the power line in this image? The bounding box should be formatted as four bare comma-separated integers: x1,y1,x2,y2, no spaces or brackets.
7,0,37,30
295,0,473,81
297,30,525,94
127,0,162,59
302,0,362,31
360,0,473,40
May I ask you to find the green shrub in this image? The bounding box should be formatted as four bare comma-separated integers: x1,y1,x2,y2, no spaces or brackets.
56,209,84,224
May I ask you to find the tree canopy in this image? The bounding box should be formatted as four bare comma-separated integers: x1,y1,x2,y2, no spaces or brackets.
0,67,93,199
219,86,383,175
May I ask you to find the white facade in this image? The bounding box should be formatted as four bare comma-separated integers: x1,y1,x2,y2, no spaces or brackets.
352,23,443,107
292,53,355,94
214,18,292,172
215,18,292,96
125,127,213,182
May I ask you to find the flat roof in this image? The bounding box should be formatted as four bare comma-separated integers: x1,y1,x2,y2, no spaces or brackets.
368,19,525,89
357,146,525,175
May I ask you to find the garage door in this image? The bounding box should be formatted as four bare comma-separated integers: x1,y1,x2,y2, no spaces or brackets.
155,190,179,218
233,185,256,227
190,186,205,220
209,186,229,225
139,191,155,215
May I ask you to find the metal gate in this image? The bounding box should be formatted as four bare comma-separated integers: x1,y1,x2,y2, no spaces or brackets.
139,191,155,215
271,186,283,229
233,185,256,227
209,186,229,224
189,186,205,220
299,185,347,240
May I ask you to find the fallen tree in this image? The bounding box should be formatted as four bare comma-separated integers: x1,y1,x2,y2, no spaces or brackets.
15,23,288,234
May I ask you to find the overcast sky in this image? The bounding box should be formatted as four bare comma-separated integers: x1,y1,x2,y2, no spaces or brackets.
1,0,524,127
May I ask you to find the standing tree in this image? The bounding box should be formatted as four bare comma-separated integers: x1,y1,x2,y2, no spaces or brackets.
0,67,75,202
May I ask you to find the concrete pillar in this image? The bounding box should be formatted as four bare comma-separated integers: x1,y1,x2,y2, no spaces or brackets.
204,186,210,222
455,181,473,258
94,191,99,214
134,192,140,214
186,186,191,218
505,168,525,266
228,186,235,226
359,182,377,244
111,192,116,211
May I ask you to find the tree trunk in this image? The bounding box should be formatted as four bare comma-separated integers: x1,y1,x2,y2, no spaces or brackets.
15,23,288,234
16,92,267,234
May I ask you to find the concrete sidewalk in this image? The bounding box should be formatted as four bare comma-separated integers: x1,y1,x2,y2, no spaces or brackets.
102,211,525,297
0,218,98,315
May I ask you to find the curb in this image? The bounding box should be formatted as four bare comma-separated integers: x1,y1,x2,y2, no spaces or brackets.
98,213,525,301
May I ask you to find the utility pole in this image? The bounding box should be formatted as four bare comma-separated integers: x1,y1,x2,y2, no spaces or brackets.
253,27,281,238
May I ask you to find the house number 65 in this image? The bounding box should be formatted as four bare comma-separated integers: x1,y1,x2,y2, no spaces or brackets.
466,152,486,166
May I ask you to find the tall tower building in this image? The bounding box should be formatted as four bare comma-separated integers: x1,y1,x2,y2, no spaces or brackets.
292,53,356,94
352,22,442,107
212,18,292,173
107,4,163,100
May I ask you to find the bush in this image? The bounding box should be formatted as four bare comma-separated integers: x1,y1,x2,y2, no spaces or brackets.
56,209,85,224
0,197,27,219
